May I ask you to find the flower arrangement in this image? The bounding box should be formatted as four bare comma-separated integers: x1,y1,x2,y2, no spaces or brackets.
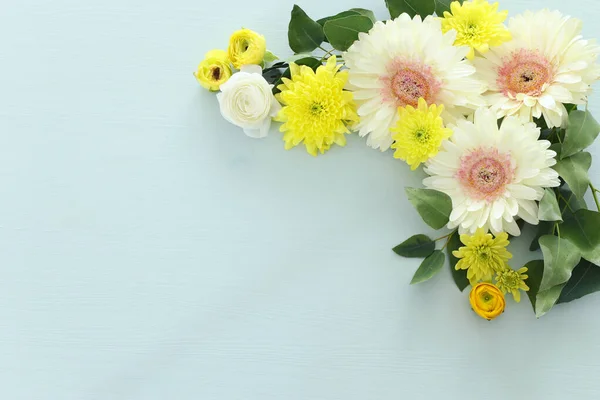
195,0,600,320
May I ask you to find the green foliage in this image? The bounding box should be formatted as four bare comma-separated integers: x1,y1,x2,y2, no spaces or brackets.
560,209,600,265
538,235,581,291
446,232,469,291
288,5,324,54
529,221,554,251
317,8,376,25
393,234,435,258
538,188,562,222
561,110,600,159
323,15,374,51
410,250,445,284
405,188,453,230
525,259,566,318
263,50,279,63
385,0,435,18
558,260,600,303
271,57,322,94
433,0,463,15
553,152,592,201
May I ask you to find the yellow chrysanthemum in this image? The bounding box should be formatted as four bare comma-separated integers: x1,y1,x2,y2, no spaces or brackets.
228,29,266,69
440,0,511,59
275,57,359,156
194,50,232,91
495,266,529,303
390,98,452,170
453,228,512,285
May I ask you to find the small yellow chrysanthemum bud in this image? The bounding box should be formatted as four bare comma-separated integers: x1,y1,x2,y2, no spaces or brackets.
194,49,232,91
469,282,506,321
227,29,266,69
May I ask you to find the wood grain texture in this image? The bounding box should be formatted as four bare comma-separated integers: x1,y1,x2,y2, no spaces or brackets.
0,0,600,399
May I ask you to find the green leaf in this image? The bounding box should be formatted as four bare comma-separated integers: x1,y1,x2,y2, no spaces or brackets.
525,259,566,318
561,209,600,252
529,221,554,251
410,250,445,284
263,50,279,63
556,188,587,220
558,260,600,303
561,110,600,159
405,188,452,230
323,15,374,51
553,151,592,200
565,103,578,114
446,232,469,291
385,0,435,18
392,234,435,258
433,0,463,15
561,209,600,264
317,8,376,26
538,235,581,291
538,188,562,222
288,5,324,54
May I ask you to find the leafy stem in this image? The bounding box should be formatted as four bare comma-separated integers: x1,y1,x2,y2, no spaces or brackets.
590,184,600,211
440,231,456,251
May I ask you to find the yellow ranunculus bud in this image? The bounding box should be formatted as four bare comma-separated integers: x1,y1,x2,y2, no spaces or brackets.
227,29,266,69
194,49,232,91
469,282,506,321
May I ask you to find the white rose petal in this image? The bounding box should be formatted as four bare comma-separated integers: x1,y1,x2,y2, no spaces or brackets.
217,65,281,139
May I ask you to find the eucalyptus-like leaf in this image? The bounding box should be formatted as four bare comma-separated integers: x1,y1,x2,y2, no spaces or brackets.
446,232,469,291
538,188,562,222
525,259,566,318
323,15,374,51
558,260,600,303
317,8,376,26
561,110,600,159
385,0,435,18
405,188,452,230
553,151,592,200
393,234,435,258
288,5,324,54
538,235,581,291
410,250,445,284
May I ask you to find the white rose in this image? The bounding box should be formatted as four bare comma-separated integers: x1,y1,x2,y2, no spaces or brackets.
217,65,281,139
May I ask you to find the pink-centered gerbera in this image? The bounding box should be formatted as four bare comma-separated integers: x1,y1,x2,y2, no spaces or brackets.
474,9,600,127
423,108,560,236
344,14,486,151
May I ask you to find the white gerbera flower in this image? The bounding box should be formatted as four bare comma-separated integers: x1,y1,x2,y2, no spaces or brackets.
474,10,600,128
423,108,560,236
344,14,486,151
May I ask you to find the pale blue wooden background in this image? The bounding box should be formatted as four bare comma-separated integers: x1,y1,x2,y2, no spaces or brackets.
1,0,599,399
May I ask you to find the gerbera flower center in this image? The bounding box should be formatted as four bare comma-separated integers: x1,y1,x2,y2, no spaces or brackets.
497,49,554,97
457,147,515,202
381,58,442,108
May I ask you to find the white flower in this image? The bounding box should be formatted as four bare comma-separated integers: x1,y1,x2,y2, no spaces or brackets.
473,10,600,128
423,108,560,236
344,14,486,151
217,65,281,138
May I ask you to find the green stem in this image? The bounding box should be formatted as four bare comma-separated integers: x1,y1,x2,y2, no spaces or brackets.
440,231,456,251
433,232,452,242
590,184,600,211
555,222,561,237
559,191,574,213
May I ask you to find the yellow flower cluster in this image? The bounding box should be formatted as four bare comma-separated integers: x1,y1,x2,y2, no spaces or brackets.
195,29,267,91
453,229,530,321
